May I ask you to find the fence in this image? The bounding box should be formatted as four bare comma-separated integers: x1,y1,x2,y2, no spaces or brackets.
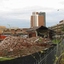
0,44,57,64
36,44,56,64
56,39,64,64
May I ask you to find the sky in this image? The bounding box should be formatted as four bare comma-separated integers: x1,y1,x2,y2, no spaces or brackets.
0,0,64,28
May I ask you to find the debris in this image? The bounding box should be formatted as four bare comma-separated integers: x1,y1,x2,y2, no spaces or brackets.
0,36,51,58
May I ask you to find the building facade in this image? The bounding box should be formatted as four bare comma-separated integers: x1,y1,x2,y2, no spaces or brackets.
0,26,6,34
31,12,46,28
49,20,64,34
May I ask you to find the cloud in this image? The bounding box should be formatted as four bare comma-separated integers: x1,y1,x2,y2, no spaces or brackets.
0,6,64,28
60,1,64,5
46,10,64,27
0,6,56,20
0,0,64,13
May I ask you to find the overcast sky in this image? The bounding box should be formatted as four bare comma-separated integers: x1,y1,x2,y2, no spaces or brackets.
0,0,64,28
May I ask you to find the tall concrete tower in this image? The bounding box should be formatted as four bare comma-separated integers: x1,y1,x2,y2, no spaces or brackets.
31,12,46,28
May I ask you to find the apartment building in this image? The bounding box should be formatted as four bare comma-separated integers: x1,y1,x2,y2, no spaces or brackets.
49,20,64,34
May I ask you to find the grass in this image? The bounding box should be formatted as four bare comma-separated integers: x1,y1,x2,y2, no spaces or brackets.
0,57,14,61
52,39,61,44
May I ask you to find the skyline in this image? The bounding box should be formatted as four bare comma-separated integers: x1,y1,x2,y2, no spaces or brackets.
0,0,64,28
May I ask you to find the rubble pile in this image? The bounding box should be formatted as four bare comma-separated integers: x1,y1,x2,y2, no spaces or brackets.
0,36,51,58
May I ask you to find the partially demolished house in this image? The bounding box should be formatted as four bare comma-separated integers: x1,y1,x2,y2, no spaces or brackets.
27,26,55,39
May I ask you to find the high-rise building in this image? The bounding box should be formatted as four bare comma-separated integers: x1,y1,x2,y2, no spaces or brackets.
31,12,46,28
